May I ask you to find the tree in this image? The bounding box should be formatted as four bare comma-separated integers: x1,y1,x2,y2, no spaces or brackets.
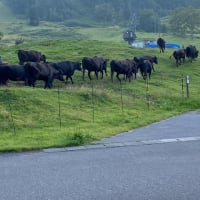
169,7,200,37
137,9,161,33
94,3,116,24
29,5,39,26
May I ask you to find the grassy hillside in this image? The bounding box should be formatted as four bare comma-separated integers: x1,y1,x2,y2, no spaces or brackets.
0,20,125,46
0,35,200,152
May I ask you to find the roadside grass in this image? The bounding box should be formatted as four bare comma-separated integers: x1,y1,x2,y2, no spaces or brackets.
0,22,200,152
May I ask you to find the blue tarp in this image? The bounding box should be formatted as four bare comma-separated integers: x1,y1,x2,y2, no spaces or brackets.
145,41,182,49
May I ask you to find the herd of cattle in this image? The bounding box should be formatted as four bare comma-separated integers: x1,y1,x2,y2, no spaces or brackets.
157,37,199,66
0,37,198,88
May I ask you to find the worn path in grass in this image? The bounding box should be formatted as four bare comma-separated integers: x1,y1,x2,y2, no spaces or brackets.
1,111,200,200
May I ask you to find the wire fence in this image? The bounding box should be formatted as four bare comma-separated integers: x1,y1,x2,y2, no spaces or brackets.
0,73,199,135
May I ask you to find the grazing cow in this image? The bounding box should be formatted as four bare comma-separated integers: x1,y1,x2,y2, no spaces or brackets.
51,61,81,84
24,62,64,89
134,58,152,80
172,49,186,67
157,37,165,53
134,55,157,72
110,59,137,82
185,45,198,62
0,64,26,85
18,50,46,65
82,56,108,80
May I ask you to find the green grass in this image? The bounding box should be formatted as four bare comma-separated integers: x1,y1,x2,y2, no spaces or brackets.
0,20,200,152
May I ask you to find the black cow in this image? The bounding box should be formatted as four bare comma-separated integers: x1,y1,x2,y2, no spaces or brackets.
24,62,64,89
134,58,152,80
185,45,198,62
110,59,137,82
157,37,165,53
82,56,108,80
134,55,157,72
18,50,46,65
172,49,186,67
51,61,81,84
0,64,26,85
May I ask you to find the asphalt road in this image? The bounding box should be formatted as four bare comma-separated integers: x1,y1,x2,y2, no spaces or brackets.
0,111,200,200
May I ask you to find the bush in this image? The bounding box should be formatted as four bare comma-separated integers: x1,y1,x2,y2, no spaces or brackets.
69,132,95,146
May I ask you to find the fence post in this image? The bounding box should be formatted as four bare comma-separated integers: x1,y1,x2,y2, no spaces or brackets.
146,78,150,109
181,74,184,98
91,80,95,123
186,75,190,98
57,85,62,128
120,81,124,112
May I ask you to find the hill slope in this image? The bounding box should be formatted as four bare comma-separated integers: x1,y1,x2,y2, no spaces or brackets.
0,38,200,152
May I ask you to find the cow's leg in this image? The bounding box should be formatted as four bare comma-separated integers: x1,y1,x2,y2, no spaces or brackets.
69,76,73,84
116,73,121,82
152,64,155,72
100,70,103,79
28,79,35,87
123,74,126,80
94,71,98,80
127,73,131,82
44,81,48,89
134,72,137,79
149,72,151,79
45,77,52,89
104,69,107,77
88,71,92,80
65,76,70,84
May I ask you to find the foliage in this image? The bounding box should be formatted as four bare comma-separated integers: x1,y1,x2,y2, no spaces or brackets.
29,5,39,26
137,9,161,33
3,0,200,30
94,3,116,25
169,7,200,37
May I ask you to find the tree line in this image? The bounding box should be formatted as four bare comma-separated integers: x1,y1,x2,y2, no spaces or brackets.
2,0,200,35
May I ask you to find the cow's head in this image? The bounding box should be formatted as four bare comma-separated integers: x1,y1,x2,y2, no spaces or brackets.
153,56,158,64
195,50,199,58
41,54,47,63
55,69,64,81
75,62,82,71
133,57,144,70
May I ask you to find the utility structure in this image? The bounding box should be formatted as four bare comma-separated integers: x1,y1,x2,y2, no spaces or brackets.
123,11,137,45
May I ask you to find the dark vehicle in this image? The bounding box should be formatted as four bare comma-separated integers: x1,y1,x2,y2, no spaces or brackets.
123,31,136,45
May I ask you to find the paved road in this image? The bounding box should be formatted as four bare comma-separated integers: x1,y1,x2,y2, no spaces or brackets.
0,111,200,200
